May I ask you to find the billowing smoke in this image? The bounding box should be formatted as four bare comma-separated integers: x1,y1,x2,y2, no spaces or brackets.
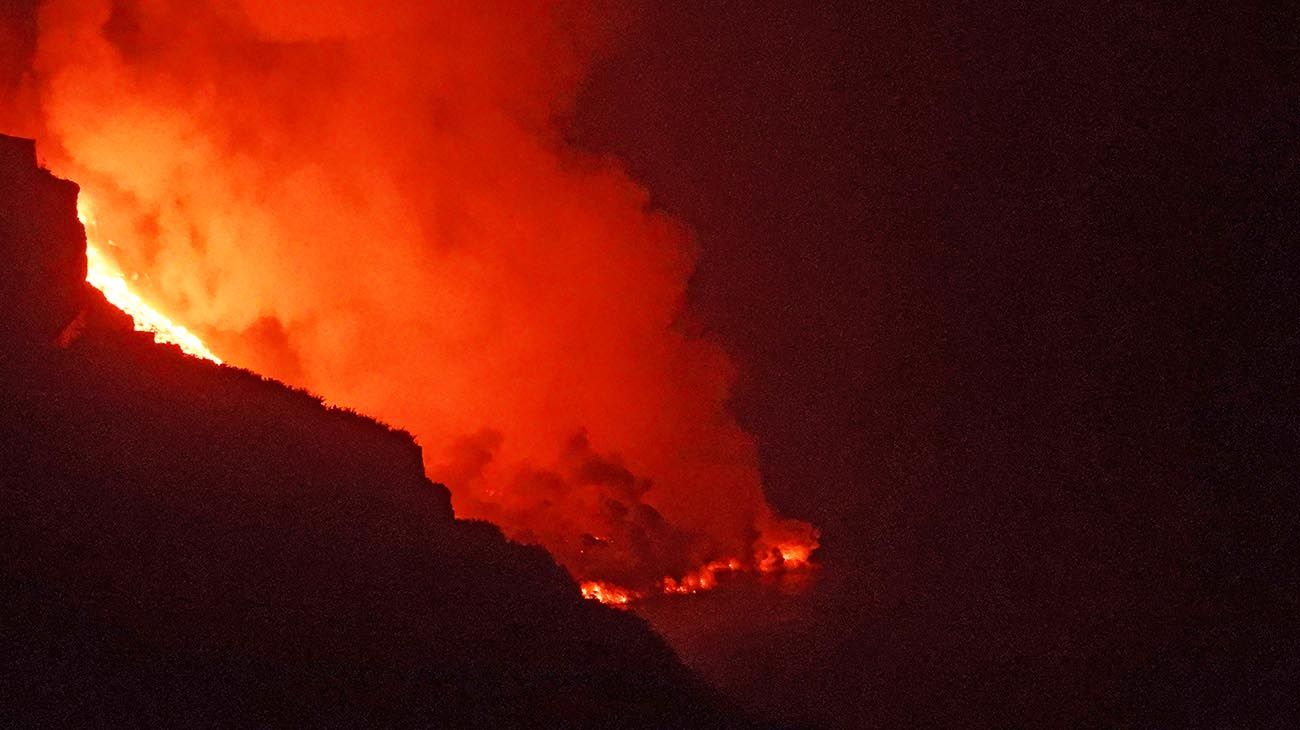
1,0,815,589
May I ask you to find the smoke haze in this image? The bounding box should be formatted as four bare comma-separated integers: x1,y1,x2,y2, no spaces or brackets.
1,0,815,587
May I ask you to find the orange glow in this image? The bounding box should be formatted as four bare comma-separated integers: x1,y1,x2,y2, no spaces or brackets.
583,547,820,606
758,542,815,573
662,557,744,595
11,0,818,602
579,581,640,607
78,197,222,364
75,186,818,608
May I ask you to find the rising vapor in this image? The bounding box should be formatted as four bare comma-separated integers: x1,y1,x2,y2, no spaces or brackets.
1,0,816,591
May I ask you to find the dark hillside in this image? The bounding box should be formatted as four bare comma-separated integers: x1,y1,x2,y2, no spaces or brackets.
0,134,748,728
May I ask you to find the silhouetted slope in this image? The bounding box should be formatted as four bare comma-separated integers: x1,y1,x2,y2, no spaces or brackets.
0,135,749,728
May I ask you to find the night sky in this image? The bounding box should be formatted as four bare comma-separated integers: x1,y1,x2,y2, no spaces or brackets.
571,2,1297,726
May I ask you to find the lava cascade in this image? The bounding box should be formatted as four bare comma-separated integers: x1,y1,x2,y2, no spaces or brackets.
78,198,222,363
1,0,816,600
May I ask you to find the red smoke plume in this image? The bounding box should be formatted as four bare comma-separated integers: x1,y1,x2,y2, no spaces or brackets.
1,0,816,592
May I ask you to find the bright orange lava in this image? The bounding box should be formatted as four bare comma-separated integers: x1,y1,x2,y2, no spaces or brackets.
73,193,815,608
582,545,817,607
77,197,222,364
579,581,640,607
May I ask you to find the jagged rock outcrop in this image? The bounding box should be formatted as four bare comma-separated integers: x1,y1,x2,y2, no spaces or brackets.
0,136,85,350
0,135,750,728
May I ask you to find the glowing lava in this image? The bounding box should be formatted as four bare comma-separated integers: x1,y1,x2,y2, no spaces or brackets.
77,198,222,364
662,558,744,596
73,194,814,609
579,581,640,607
583,546,817,607
759,542,814,573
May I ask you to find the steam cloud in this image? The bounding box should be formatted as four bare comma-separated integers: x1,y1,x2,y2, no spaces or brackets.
1,0,815,588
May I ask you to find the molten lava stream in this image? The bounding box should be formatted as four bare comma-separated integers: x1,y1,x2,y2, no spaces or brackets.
579,581,640,606
73,194,815,609
76,198,222,364
582,542,817,608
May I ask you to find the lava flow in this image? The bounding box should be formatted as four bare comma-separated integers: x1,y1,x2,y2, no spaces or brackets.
73,190,815,608
583,546,816,608
15,0,820,610
77,198,222,364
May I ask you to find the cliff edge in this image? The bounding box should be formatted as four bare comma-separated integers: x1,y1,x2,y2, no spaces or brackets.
0,135,749,728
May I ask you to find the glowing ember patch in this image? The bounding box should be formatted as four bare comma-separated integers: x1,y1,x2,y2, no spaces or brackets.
759,542,814,573
77,199,222,364
579,581,640,607
663,557,744,595
778,543,813,568
581,546,818,606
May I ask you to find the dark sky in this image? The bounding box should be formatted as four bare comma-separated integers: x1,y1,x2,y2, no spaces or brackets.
570,2,1297,727
571,1,925,561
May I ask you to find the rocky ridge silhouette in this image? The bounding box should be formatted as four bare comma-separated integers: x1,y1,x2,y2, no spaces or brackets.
0,134,753,728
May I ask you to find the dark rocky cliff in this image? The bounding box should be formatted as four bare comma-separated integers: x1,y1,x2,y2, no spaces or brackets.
0,135,750,728
0,136,85,349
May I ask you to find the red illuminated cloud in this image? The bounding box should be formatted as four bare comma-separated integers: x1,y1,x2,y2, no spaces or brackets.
3,0,816,595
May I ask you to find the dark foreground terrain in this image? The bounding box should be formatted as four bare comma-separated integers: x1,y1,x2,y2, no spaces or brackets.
0,134,750,728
